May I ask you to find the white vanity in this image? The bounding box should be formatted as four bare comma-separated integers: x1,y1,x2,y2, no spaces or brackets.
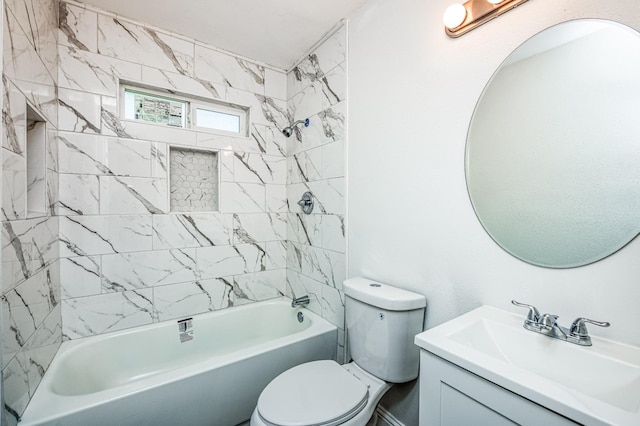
414,306,640,426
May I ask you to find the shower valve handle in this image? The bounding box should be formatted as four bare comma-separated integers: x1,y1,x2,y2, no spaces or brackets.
297,191,314,214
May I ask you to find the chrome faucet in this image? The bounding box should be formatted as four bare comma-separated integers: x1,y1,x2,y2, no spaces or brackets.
511,300,610,346
291,295,310,308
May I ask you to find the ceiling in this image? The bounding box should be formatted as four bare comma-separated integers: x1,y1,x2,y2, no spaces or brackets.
77,0,369,70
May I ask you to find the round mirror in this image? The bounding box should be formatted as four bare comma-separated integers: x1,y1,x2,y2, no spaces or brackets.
466,19,640,268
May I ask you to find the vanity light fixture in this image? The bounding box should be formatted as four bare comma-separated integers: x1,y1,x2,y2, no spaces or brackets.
443,3,467,30
443,0,529,38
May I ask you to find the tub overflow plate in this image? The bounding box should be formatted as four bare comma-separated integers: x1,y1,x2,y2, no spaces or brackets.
177,317,194,343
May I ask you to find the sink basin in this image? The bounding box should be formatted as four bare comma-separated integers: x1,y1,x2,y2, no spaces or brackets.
415,306,640,426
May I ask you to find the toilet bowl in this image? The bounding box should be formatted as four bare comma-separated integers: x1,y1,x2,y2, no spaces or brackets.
250,360,390,426
250,277,426,426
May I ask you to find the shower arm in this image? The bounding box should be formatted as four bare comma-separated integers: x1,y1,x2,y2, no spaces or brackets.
281,118,310,138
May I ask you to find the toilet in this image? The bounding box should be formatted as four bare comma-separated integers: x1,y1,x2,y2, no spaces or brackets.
250,277,426,426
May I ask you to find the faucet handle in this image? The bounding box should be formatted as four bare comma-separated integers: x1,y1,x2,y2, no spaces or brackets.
569,317,610,337
511,300,541,323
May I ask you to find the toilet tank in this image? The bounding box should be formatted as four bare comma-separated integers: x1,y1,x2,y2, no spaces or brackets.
344,277,426,383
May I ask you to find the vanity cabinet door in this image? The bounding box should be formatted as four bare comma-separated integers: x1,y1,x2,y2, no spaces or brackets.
419,352,579,426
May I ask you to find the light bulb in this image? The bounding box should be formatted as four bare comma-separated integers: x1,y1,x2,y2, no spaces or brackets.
443,3,467,30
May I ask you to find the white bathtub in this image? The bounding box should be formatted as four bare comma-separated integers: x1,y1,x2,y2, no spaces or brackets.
20,297,337,426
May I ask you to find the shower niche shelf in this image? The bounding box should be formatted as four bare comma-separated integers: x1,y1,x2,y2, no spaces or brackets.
26,105,47,218
169,147,219,212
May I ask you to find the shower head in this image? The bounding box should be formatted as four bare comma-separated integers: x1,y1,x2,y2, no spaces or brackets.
282,126,294,138
282,118,310,138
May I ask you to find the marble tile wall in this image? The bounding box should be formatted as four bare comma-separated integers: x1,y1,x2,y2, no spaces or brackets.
285,26,347,362
1,2,347,422
2,0,60,423
56,0,292,340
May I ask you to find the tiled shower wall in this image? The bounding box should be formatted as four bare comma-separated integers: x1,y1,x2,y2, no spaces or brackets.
1,0,347,421
2,0,60,423
285,27,347,361
56,0,292,337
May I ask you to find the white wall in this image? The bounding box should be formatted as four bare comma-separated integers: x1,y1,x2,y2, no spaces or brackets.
347,0,640,423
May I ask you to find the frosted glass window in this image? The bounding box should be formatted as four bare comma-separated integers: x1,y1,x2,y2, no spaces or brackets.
195,108,241,134
124,89,187,128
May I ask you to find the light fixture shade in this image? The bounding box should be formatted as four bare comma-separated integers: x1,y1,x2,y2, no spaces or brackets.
443,3,467,30
444,0,530,37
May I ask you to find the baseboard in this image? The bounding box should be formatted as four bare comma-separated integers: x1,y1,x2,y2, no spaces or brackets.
375,406,405,426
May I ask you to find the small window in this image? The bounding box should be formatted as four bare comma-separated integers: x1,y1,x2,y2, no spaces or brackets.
194,106,242,134
120,83,249,136
124,88,187,128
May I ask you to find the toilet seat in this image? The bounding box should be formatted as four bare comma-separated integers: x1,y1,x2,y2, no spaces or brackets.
256,360,369,426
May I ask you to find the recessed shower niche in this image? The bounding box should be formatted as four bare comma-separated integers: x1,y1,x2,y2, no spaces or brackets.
26,105,47,218
169,147,219,212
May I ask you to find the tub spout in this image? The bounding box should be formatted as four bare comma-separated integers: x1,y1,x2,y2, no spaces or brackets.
291,295,310,308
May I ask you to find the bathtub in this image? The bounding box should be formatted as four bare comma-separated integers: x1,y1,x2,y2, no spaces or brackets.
20,297,337,426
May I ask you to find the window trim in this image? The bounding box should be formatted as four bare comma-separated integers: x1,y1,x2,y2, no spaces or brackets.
119,83,250,137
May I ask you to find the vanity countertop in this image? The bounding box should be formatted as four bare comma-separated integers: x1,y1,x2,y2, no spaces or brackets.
415,305,640,426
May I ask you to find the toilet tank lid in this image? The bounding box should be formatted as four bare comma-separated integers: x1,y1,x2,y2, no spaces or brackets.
343,277,426,311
